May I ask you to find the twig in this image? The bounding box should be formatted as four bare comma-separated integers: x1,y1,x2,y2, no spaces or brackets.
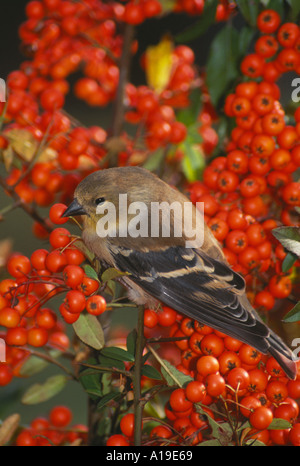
147,344,184,387
76,362,132,379
24,348,75,378
0,176,52,232
109,23,135,166
133,305,145,446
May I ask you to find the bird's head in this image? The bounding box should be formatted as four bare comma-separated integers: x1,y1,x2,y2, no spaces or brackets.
62,166,164,235
63,165,209,250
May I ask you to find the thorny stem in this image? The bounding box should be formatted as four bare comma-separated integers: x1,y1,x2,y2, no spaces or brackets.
133,305,145,446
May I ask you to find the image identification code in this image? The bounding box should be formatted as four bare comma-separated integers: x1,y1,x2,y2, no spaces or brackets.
106,450,193,462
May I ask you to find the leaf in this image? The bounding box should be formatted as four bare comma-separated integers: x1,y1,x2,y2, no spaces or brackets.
101,267,129,283
235,0,259,27
97,391,121,411
282,251,298,272
141,364,162,380
238,26,255,58
144,36,174,93
0,238,13,269
286,0,300,20
79,365,103,399
100,346,135,362
245,438,266,446
126,329,137,356
181,142,205,182
206,23,240,106
282,301,300,323
195,404,232,445
143,148,165,172
73,313,105,350
268,418,292,430
272,226,300,257
5,129,57,163
22,375,68,404
19,349,62,377
0,414,20,446
1,146,14,171
198,439,223,446
160,358,193,387
260,0,284,16
83,264,99,282
98,355,126,371
177,89,202,126
175,0,219,43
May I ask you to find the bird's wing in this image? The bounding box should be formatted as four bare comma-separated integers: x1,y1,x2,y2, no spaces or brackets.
109,244,270,353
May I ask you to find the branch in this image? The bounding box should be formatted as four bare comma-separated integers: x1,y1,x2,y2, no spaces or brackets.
0,176,53,233
109,23,135,166
133,305,145,446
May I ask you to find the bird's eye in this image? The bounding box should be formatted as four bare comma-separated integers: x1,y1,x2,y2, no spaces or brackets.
95,197,105,206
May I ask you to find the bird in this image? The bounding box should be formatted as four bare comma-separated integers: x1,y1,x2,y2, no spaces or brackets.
62,166,298,380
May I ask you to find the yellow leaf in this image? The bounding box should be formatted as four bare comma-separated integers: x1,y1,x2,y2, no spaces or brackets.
0,413,20,446
145,36,174,93
1,145,14,170
0,239,13,269
6,129,38,161
5,129,57,163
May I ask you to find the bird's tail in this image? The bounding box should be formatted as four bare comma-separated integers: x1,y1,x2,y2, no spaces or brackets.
267,330,298,380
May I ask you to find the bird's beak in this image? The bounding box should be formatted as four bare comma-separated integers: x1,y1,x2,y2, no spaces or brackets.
62,199,87,217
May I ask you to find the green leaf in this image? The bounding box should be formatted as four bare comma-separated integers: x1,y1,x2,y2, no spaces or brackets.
175,0,219,43
73,313,105,350
22,375,68,405
98,355,126,371
206,23,240,106
282,301,300,323
83,264,99,282
260,0,284,17
143,148,165,172
19,349,61,377
198,439,223,446
282,251,298,272
79,362,102,399
268,418,292,430
245,438,266,446
235,0,259,27
286,0,300,21
97,391,121,411
141,364,162,380
238,26,255,57
181,142,205,182
100,346,135,362
126,329,137,356
101,267,129,283
195,405,233,445
160,358,193,387
177,89,202,127
272,226,300,257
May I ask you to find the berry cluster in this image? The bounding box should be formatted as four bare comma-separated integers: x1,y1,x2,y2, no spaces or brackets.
124,43,218,158
118,0,234,25
188,10,300,313
0,209,107,386
123,307,300,446
15,405,88,446
1,1,300,447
